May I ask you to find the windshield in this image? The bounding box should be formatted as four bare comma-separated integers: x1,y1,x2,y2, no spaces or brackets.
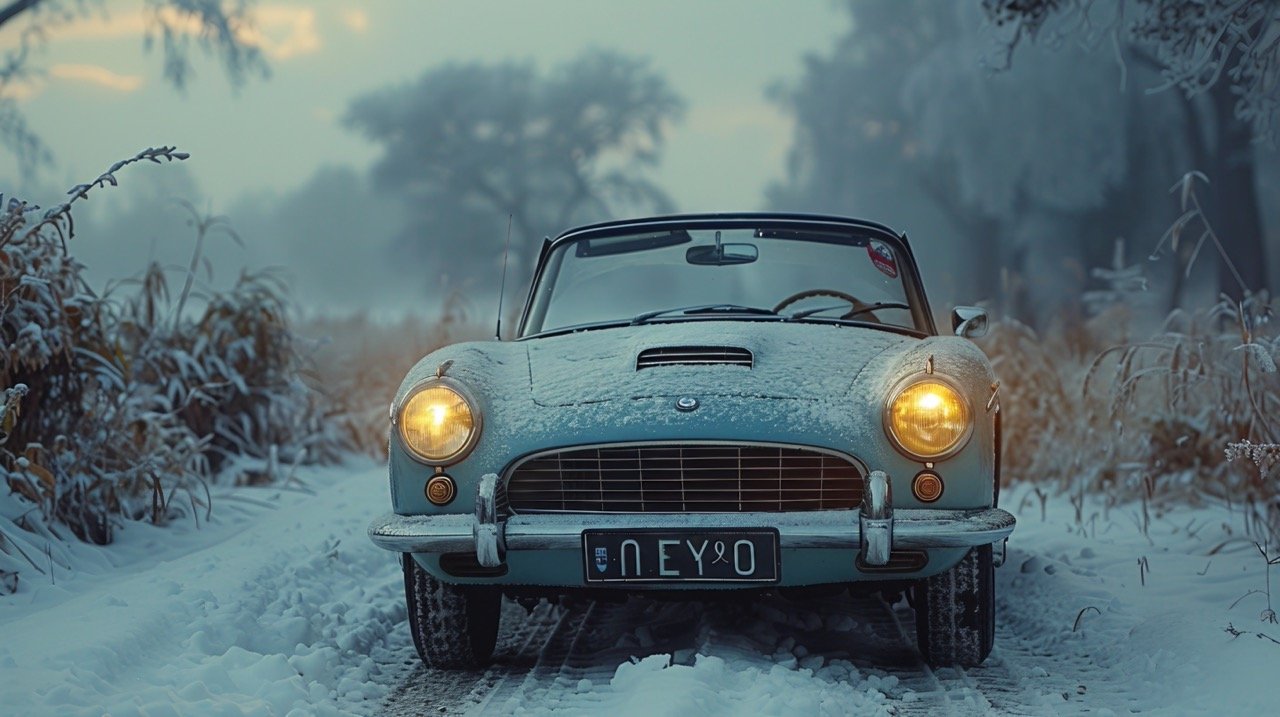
521,226,922,336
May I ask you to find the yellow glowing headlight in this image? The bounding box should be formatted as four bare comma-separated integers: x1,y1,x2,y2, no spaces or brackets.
396,382,480,464
885,378,972,459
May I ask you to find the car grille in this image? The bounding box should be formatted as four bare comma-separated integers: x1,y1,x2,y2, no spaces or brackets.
505,443,862,513
635,346,753,369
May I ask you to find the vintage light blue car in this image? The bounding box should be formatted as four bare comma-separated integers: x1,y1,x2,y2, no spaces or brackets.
368,213,1014,669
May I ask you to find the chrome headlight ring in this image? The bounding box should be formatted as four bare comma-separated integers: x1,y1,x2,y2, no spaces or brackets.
882,373,975,462
392,377,483,466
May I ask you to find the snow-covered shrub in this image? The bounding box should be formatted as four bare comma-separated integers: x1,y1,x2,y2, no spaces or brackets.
981,166,1280,541
982,287,1279,541
1092,293,1280,534
1227,441,1280,482
1,149,352,592
1088,173,1280,537
1,148,208,550
114,261,337,480
977,308,1122,492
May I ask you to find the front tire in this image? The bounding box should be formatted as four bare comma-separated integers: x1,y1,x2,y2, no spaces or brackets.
403,554,500,669
914,544,995,667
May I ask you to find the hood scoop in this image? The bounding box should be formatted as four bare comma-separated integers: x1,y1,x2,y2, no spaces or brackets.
636,345,753,370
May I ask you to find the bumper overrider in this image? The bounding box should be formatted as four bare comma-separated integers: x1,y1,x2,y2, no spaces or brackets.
369,471,1015,570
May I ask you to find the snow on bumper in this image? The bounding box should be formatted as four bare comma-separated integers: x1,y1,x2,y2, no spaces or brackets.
367,508,1014,551
368,472,1015,568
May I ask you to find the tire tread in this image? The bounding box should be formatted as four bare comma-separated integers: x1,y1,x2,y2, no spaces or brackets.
914,545,995,667
403,554,500,669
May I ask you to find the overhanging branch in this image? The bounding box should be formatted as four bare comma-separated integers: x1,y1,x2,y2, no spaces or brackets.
0,0,43,29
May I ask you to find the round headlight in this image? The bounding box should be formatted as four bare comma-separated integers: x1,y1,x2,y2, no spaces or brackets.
885,377,972,460
396,381,480,464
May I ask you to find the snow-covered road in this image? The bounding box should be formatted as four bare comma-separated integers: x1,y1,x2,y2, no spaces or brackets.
381,591,1055,716
3,462,1279,715
0,462,406,716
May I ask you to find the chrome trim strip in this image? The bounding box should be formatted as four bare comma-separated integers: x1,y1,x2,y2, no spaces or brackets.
368,507,1015,553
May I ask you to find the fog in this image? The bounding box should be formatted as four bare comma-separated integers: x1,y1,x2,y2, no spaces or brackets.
3,1,1278,329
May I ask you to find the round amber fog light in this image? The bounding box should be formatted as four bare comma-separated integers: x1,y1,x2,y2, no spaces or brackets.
912,471,944,503
425,475,456,506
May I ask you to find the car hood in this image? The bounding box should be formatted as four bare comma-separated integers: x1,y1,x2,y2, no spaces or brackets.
526,321,913,406
392,320,999,511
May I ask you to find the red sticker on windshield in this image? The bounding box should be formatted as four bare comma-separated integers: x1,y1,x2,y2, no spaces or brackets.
868,240,898,278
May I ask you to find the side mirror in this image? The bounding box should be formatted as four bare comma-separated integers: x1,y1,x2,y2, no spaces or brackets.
951,306,988,339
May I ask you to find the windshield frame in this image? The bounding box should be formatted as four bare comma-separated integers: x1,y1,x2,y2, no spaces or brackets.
515,213,937,339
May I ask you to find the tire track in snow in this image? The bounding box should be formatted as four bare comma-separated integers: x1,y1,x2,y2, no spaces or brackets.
379,599,565,715
0,464,417,717
840,594,1082,715
468,599,589,713
475,597,707,714
856,597,991,715
379,596,711,715
380,585,1099,715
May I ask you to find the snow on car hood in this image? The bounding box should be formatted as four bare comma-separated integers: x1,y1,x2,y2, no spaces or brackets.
392,320,997,510
526,321,914,406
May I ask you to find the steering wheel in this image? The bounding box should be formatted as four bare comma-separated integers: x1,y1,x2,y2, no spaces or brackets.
773,288,866,316
774,289,898,323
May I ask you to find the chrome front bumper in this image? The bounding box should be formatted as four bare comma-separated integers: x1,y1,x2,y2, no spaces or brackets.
369,472,1015,568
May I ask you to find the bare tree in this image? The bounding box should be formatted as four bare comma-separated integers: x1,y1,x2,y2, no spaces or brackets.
344,49,685,291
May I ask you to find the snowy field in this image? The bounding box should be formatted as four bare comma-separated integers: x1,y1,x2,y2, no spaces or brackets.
3,461,1279,716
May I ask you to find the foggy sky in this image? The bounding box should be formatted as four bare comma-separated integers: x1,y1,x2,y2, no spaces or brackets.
9,2,1275,325
1,1,849,319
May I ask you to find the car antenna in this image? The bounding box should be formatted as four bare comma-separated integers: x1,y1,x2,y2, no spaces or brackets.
495,214,513,341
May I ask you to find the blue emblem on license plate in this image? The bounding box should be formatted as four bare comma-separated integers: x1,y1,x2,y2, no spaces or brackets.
594,546,608,573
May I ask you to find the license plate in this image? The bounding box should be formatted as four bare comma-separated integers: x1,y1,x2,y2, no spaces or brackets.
582,529,779,583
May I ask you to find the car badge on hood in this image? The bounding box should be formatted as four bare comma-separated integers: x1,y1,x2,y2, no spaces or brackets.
675,396,700,412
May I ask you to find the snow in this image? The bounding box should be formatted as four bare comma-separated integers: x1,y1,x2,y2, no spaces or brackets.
0,459,405,717
5,463,1280,715
525,320,911,405
989,484,1280,714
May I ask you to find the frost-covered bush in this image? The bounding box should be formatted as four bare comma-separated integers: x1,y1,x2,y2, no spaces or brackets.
300,290,485,459
1091,293,1280,535
980,166,1280,541
982,286,1279,540
978,306,1124,492
1,149,350,592
1,148,206,552
983,282,1274,535
115,262,337,479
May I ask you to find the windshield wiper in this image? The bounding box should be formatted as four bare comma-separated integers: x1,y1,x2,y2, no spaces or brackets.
630,304,779,325
788,301,911,321
787,304,848,320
